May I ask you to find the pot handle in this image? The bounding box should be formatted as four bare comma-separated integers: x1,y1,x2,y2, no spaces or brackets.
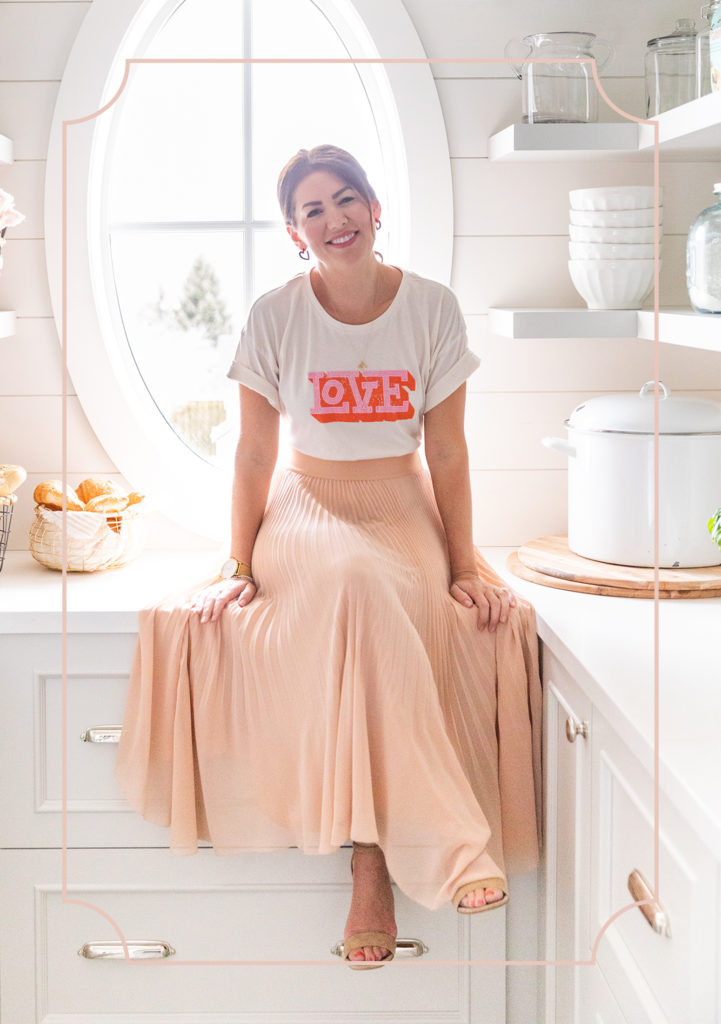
639,381,670,400
542,436,576,458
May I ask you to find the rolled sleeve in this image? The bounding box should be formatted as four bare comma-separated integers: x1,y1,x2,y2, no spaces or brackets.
424,347,480,411
424,288,480,411
227,299,282,411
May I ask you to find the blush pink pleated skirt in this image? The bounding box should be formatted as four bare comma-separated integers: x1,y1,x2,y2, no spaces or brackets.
115,450,542,910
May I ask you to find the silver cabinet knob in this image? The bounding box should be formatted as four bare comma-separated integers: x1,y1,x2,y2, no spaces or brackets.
80,727,122,743
330,937,429,959
565,716,588,743
628,869,671,937
78,940,175,960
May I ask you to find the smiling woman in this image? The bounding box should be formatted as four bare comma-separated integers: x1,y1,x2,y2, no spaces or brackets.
45,0,453,539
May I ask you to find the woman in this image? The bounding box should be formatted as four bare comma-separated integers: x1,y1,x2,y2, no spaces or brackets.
115,145,541,969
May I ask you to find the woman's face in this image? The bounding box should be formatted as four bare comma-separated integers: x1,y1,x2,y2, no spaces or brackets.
287,169,380,269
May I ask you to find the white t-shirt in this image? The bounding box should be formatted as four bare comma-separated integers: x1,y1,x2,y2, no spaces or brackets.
227,269,480,460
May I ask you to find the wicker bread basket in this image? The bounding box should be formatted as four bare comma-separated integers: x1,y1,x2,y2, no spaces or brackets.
29,503,145,571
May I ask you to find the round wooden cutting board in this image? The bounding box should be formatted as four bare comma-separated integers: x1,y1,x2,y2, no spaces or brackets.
507,535,721,599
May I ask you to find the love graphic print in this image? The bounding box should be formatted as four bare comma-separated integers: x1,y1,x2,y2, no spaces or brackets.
308,370,416,423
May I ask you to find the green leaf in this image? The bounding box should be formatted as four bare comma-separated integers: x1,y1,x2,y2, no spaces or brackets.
709,507,721,549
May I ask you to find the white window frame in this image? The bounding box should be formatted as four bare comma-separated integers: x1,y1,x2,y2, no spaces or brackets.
45,0,453,541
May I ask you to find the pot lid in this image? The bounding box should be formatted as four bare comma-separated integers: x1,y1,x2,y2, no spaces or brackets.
567,381,721,434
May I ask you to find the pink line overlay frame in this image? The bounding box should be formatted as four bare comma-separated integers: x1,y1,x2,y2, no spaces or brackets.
60,54,663,968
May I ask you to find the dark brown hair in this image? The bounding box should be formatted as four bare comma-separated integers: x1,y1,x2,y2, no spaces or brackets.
277,144,378,226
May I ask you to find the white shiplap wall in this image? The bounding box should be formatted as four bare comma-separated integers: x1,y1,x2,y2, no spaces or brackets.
1,0,720,551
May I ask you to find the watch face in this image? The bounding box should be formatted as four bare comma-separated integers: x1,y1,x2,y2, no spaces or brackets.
220,558,238,579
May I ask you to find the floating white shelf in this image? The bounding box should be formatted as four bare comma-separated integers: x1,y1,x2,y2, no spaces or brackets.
638,309,721,352
489,307,721,353
488,307,638,339
489,93,721,162
0,135,12,165
488,122,640,161
0,311,16,339
638,92,721,159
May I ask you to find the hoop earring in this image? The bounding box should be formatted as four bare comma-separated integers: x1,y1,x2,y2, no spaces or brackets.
375,218,381,230
298,248,310,260
374,250,384,263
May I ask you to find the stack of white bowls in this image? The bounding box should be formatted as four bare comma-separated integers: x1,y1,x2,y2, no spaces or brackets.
568,186,663,309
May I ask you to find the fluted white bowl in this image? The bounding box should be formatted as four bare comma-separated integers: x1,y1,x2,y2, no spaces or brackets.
569,186,663,211
568,259,659,309
570,208,663,228
569,241,656,260
569,224,661,243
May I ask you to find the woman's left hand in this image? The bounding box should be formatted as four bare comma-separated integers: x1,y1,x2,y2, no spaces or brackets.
450,572,517,632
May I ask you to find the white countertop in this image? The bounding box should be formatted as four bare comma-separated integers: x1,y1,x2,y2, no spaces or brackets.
1,547,719,857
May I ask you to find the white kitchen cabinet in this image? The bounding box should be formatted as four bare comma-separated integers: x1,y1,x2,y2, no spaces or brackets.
590,711,718,1024
0,586,508,1024
0,848,503,1023
541,638,720,1024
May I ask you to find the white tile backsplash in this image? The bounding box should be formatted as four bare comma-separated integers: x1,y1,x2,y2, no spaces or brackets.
0,241,53,316
1,396,115,473
0,317,69,395
0,159,45,238
0,2,91,80
0,83,59,160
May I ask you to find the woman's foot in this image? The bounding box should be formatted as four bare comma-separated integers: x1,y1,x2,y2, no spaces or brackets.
344,843,397,965
458,887,505,910
453,877,508,914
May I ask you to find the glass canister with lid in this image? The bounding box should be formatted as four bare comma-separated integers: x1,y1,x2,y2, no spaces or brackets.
696,0,721,95
645,18,697,115
687,183,721,313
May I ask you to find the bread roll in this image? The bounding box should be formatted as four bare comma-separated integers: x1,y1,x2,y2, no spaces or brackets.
0,464,27,497
33,480,85,511
126,491,145,506
85,493,129,514
76,476,124,505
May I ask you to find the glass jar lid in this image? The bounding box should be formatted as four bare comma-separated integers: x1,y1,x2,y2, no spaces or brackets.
647,18,697,48
567,382,721,434
701,1,721,25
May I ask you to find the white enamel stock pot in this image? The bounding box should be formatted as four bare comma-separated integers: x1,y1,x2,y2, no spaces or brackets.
543,381,721,567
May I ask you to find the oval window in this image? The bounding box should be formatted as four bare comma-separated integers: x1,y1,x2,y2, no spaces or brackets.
46,0,452,539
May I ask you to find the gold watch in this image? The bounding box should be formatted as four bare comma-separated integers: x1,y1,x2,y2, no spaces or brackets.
220,557,252,580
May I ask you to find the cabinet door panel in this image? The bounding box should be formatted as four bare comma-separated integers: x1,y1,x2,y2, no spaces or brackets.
579,962,629,1024
591,714,717,1024
541,646,593,1024
0,848,507,1024
0,633,172,848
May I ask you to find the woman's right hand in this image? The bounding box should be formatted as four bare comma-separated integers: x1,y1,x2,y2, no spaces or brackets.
190,577,257,624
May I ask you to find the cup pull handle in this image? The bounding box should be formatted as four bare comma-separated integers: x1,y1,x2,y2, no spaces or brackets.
565,716,588,743
627,870,671,937
330,937,429,959
78,940,176,960
80,727,122,743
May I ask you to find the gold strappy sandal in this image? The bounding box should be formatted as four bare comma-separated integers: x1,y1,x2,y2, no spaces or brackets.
452,878,509,915
340,932,397,970
339,843,396,969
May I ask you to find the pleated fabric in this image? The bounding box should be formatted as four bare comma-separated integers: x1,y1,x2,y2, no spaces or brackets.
115,450,542,910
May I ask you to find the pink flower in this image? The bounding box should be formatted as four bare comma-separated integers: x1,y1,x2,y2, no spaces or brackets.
0,188,25,230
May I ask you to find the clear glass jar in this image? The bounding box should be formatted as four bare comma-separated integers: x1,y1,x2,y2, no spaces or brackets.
645,19,697,116
687,183,721,313
696,0,721,96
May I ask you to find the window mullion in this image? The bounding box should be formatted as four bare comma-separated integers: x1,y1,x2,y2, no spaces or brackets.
243,0,254,316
